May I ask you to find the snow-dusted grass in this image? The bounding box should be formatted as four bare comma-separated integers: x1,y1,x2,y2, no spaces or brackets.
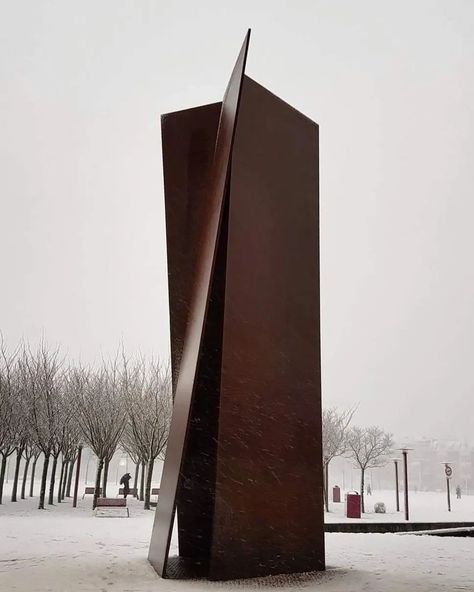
1,484,474,591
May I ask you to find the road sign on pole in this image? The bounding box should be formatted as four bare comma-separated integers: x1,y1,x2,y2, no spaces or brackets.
443,463,453,511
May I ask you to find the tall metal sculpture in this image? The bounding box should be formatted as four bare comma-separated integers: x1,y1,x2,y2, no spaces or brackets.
148,30,325,581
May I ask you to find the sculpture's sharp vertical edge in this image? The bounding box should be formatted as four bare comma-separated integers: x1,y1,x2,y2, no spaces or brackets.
148,30,251,577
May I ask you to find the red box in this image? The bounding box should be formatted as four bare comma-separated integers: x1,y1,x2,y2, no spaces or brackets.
345,492,361,518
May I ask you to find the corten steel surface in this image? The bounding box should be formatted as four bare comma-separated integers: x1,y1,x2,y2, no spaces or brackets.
148,31,250,577
208,77,324,579
160,102,221,393
160,102,224,568
148,29,324,580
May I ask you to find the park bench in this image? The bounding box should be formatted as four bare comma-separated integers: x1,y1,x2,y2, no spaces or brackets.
95,497,129,517
117,487,138,497
82,486,102,499
150,487,160,507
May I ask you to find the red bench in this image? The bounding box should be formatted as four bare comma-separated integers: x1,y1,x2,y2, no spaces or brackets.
95,497,129,517
118,487,138,497
116,487,159,497
82,486,102,499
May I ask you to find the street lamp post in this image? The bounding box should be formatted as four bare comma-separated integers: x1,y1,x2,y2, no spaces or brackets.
446,475,451,512
323,456,329,510
85,452,91,485
398,448,412,521
392,458,400,512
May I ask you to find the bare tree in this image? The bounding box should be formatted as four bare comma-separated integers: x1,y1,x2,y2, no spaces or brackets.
0,339,19,504
1,339,170,513
65,446,79,498
28,449,42,497
123,359,172,509
74,360,126,509
21,442,39,499
119,359,147,500
20,342,63,509
347,425,393,512
118,440,141,499
10,364,35,502
54,383,80,504
322,406,356,511
58,422,80,501
10,411,29,503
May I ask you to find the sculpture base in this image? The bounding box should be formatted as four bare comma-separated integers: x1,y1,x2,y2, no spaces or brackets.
164,556,209,580
164,555,325,582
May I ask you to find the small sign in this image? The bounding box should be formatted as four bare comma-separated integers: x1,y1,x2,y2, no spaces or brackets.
445,464,453,478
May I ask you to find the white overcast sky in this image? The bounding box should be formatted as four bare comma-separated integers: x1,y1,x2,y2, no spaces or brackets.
1,1,473,441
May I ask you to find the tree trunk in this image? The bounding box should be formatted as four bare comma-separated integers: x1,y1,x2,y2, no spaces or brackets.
72,446,82,508
21,456,31,499
102,458,109,497
11,448,23,502
57,458,66,503
0,455,7,504
38,453,50,509
144,458,154,510
360,468,366,513
61,460,69,500
93,457,104,510
48,454,59,505
139,460,145,501
66,456,75,497
30,455,39,497
133,462,139,498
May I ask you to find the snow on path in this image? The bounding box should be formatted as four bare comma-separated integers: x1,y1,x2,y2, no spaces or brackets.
1,490,474,591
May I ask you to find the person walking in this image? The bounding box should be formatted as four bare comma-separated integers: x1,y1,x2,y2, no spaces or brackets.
120,473,132,499
456,485,462,499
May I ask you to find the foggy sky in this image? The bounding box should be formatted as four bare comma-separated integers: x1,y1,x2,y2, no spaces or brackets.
1,1,473,442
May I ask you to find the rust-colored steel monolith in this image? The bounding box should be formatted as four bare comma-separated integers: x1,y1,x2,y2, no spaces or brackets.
148,29,325,581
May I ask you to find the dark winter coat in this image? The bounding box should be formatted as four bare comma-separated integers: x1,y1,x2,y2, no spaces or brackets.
120,473,132,493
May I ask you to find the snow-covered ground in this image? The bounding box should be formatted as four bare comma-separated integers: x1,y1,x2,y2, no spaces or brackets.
1,483,474,591
325,488,474,522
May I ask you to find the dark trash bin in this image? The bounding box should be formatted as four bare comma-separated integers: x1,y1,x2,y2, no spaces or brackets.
333,485,341,503
345,491,361,518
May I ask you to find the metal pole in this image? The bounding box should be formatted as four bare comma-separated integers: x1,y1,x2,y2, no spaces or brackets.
403,450,409,521
72,445,83,508
85,453,90,485
394,460,400,512
325,461,329,509
446,477,451,512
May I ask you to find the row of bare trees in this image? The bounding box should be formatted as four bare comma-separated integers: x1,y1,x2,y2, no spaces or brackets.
0,338,172,510
322,406,393,513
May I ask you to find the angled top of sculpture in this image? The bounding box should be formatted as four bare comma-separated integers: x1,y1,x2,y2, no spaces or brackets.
148,30,324,581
